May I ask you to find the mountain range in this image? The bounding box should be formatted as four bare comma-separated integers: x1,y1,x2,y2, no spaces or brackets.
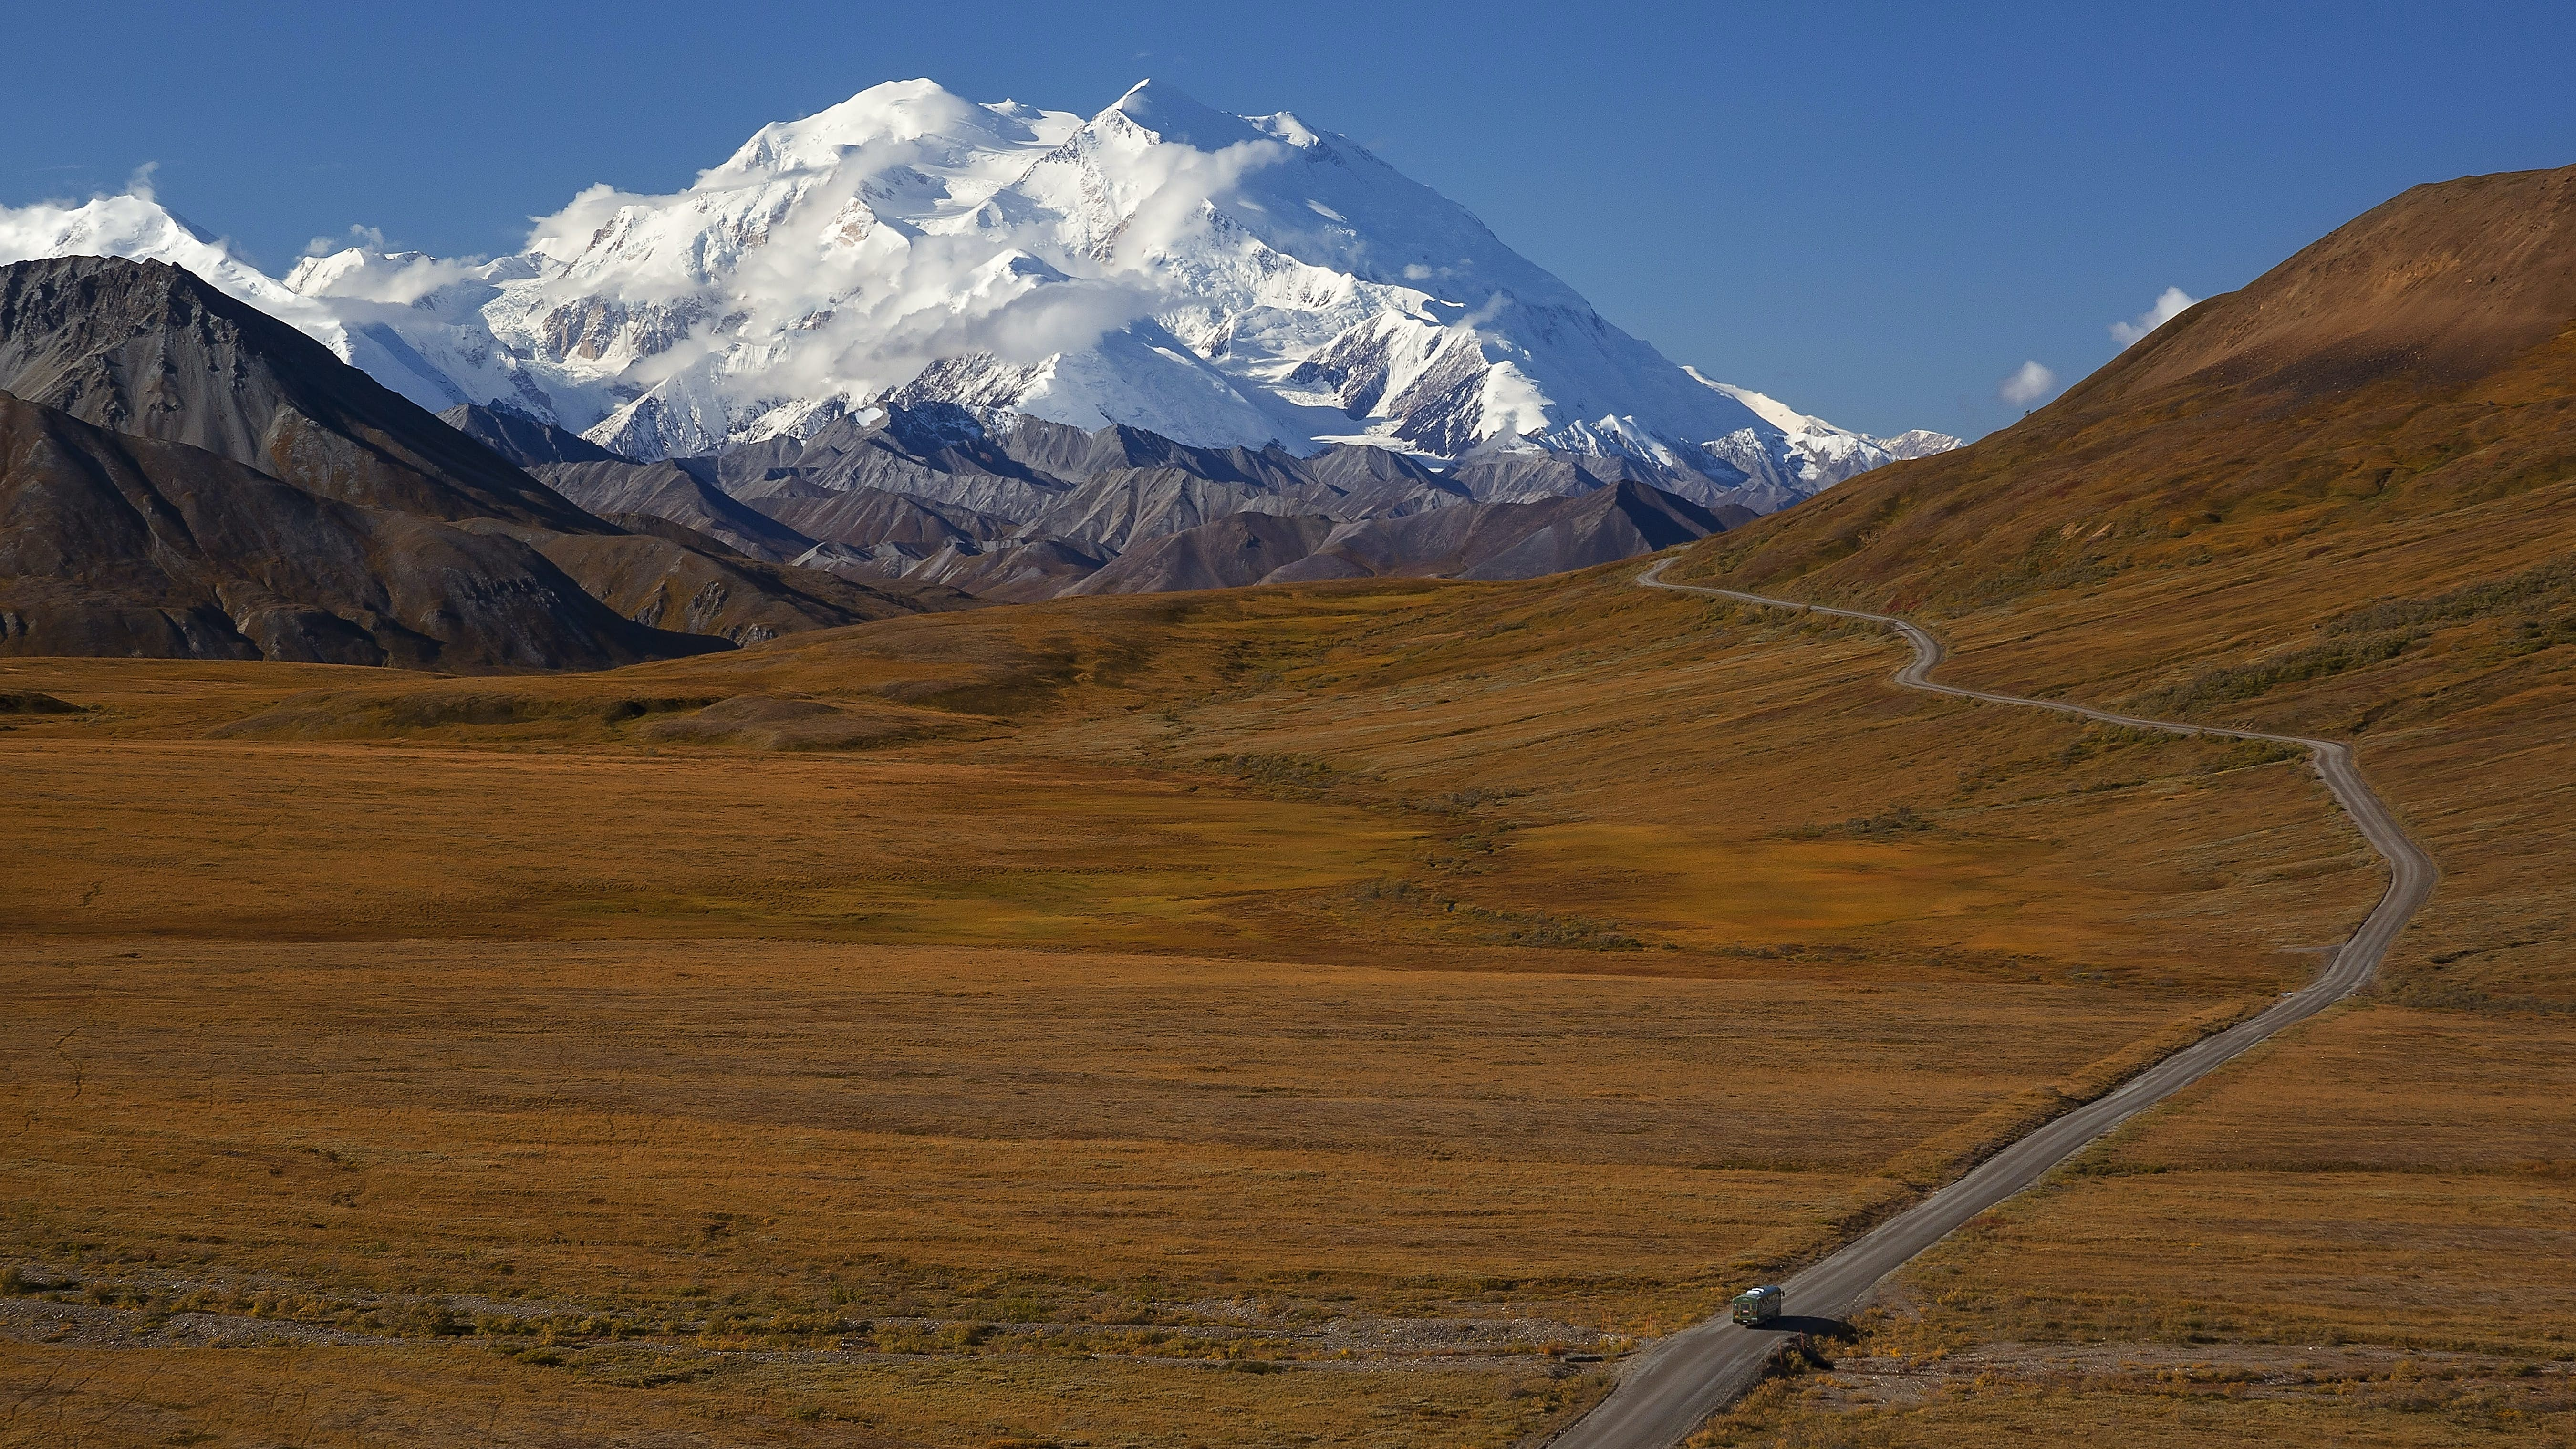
0,257,957,664
0,77,1975,662
0,79,1954,513
0,252,1758,659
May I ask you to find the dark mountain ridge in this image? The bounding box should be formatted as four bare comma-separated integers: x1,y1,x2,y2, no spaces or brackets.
0,259,956,666
452,395,1732,600
0,258,598,532
0,387,722,667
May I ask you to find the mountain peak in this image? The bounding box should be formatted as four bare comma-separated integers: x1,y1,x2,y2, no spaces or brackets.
718,77,1064,176
0,80,1957,506
1101,78,1263,152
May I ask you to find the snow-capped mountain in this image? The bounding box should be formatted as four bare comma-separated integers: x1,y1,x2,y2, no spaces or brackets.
0,80,1956,508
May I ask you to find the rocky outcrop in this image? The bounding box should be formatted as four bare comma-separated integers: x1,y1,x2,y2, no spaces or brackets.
0,388,723,667
0,257,598,530
0,257,962,665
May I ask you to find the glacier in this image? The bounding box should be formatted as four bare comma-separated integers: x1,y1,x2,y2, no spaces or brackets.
0,78,1956,509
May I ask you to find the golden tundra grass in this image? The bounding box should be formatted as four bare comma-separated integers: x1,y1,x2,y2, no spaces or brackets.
1661,409,2576,1444
1686,1001,2576,1448
0,563,2456,1447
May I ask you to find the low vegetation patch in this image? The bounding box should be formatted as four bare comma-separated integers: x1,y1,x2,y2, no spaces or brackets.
1793,803,1936,838
636,693,964,751
0,689,83,714
1200,751,1352,792
206,687,722,740
2132,632,2420,715
1331,875,1644,949
2328,554,2576,636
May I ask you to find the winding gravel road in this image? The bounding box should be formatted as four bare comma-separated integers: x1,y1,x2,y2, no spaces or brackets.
1547,560,2441,1449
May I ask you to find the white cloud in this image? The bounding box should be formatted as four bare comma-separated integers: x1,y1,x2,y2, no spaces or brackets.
125,161,160,203
524,183,656,269
305,223,389,258
1997,360,2058,409
2109,286,2198,346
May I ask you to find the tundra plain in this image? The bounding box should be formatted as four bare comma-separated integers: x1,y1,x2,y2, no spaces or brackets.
0,567,2411,1447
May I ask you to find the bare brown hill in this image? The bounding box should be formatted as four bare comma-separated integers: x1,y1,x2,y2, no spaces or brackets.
0,259,599,531
1666,163,2576,1445
0,389,724,667
1688,162,2576,619
1679,161,2576,1010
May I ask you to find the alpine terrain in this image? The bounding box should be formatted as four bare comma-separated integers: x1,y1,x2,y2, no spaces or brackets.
5,45,2568,1449
0,79,1953,513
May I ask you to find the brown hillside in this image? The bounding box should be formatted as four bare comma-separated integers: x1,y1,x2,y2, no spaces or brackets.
6,168,2572,1447
1688,162,2576,616
1672,164,2576,1445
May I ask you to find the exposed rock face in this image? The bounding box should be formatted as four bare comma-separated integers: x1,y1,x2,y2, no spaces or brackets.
0,258,597,530
1063,513,1342,596
530,458,818,563
0,388,722,667
439,403,623,466
470,397,1743,601
908,537,1115,604
0,258,958,666
1263,480,1742,588
1030,479,1742,598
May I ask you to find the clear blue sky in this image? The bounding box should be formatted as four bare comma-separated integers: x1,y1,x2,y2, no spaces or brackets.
8,1,2571,438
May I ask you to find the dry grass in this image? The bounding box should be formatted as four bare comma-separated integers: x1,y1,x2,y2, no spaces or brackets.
0,1340,1608,1449
1652,272,2576,1446
1692,1003,2576,1446
0,939,2193,1329
0,561,2406,1443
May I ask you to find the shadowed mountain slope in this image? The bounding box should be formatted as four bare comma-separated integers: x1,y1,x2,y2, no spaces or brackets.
1280,479,1747,585
530,458,818,564
745,484,1006,554
1063,512,1340,596
436,403,828,565
0,258,954,662
0,258,599,531
0,389,722,667
438,402,623,467
1059,478,1743,596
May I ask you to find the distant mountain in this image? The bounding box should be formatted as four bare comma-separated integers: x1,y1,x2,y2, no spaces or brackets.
1070,479,1743,596
0,258,959,665
0,80,1955,513
475,395,1739,600
0,378,715,668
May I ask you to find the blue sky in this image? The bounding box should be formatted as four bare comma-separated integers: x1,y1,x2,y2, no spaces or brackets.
9,1,2570,438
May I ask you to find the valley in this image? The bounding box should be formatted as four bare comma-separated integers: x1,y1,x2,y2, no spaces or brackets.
0,50,2567,1449
0,557,2399,1446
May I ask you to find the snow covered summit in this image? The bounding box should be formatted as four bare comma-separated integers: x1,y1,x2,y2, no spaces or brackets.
0,79,1956,507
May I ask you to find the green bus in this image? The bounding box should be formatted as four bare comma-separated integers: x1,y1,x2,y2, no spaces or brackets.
1729,1285,1783,1325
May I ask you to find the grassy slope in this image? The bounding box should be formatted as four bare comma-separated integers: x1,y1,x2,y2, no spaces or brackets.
1674,165,2576,1446
0,556,2386,1447
4,161,2566,1449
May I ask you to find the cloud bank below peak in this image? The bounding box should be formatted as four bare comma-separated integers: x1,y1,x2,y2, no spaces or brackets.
0,77,1964,513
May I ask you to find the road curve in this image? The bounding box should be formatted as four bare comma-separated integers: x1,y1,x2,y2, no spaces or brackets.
1547,559,2441,1449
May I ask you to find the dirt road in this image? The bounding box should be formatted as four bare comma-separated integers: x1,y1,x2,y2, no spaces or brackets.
1547,559,2441,1449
